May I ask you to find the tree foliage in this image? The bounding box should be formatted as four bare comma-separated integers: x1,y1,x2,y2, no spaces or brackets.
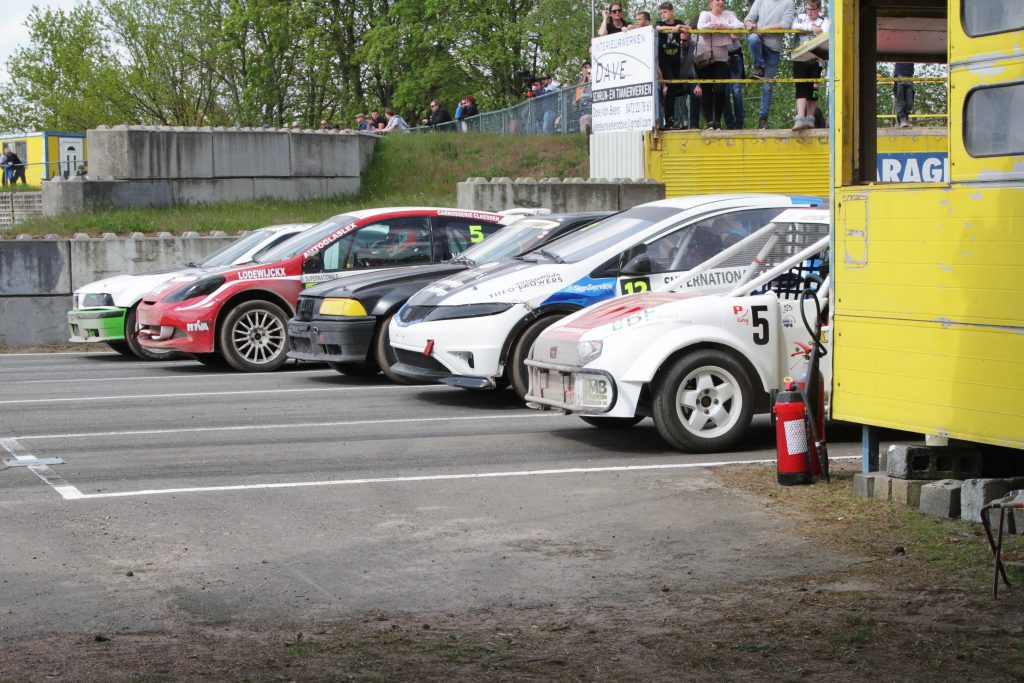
0,0,594,132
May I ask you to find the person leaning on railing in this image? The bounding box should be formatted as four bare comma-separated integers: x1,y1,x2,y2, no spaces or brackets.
696,0,744,130
745,0,796,129
790,0,828,131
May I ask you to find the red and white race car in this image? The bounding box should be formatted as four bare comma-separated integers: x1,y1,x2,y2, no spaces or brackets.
136,207,520,371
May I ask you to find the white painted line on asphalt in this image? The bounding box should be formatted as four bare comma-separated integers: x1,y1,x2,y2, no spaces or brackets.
0,437,85,500
4,369,332,385
60,457,828,500
17,412,557,440
0,351,122,358
0,384,445,406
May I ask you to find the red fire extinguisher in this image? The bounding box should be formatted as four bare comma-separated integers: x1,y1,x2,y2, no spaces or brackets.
774,386,813,485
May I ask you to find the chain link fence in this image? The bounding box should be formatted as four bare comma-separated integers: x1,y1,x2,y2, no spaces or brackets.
413,85,594,136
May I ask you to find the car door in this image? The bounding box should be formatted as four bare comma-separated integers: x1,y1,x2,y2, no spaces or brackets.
615,207,786,296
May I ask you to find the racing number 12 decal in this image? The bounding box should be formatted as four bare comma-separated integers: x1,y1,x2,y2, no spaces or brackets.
620,277,650,295
752,305,769,345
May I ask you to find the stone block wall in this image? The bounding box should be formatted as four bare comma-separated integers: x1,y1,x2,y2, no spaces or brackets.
456,177,665,213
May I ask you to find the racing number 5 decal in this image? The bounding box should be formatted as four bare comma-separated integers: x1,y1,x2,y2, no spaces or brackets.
469,225,485,243
752,305,769,345
620,277,651,295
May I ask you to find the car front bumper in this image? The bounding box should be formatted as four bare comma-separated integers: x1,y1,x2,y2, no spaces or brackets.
136,301,216,354
67,307,127,343
524,358,643,417
286,316,377,363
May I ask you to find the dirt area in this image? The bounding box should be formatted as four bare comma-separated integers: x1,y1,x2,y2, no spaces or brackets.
3,462,1023,682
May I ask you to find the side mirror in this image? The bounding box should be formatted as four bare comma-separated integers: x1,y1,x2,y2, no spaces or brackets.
620,253,652,276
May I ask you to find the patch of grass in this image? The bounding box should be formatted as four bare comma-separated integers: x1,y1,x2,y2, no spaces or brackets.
0,184,41,192
8,133,589,238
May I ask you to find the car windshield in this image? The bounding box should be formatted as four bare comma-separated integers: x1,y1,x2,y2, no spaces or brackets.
254,215,358,263
455,218,567,264
536,206,683,263
199,230,278,268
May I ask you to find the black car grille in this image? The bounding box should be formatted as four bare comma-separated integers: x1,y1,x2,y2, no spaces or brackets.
394,348,450,374
295,297,316,322
398,306,434,324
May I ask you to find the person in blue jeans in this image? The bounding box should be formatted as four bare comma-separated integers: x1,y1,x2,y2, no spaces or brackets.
744,0,795,128
723,35,745,129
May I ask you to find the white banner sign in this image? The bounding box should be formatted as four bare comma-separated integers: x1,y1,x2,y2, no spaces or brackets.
591,27,657,133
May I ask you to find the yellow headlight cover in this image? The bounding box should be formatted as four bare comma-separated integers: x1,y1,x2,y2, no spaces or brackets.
318,298,367,316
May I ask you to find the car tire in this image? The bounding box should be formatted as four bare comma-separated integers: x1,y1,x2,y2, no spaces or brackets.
509,314,566,401
124,306,181,361
374,312,417,384
219,300,290,373
580,415,644,429
106,340,134,357
651,349,755,453
326,361,380,376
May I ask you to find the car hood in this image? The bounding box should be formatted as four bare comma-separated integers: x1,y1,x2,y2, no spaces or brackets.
75,268,206,307
406,259,570,307
301,263,464,299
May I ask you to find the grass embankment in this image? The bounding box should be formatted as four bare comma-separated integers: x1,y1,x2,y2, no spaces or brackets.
9,134,589,238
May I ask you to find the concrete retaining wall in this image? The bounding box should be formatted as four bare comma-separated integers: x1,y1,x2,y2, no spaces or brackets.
42,126,377,214
0,235,236,347
457,177,665,213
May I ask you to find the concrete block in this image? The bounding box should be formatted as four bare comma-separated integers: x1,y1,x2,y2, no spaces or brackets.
854,472,888,499
961,478,1024,523
172,178,255,204
919,479,962,518
69,237,236,287
891,478,926,507
253,177,327,201
325,176,361,198
0,295,73,346
886,443,982,480
290,132,362,177
0,240,72,295
212,129,290,177
870,474,892,501
619,180,665,208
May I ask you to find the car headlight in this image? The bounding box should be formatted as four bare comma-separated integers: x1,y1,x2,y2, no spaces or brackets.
319,298,367,316
81,293,114,308
422,302,515,322
577,339,603,365
164,275,226,303
573,372,615,411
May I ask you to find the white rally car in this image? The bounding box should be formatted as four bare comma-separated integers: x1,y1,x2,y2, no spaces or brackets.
524,208,831,453
68,224,312,360
388,194,823,398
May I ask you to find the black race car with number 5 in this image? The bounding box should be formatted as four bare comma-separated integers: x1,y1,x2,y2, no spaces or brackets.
287,212,610,381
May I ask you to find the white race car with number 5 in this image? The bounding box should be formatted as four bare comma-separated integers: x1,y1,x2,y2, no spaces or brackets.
524,208,831,453
388,194,823,398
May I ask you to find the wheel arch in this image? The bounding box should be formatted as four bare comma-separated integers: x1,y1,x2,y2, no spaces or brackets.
213,289,293,352
499,304,581,368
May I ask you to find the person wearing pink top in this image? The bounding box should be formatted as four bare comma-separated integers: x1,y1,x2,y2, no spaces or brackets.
696,0,744,129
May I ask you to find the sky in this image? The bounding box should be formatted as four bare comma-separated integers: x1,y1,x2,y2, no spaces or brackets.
0,0,82,82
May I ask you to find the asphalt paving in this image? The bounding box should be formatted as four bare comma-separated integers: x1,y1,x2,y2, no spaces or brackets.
0,352,865,641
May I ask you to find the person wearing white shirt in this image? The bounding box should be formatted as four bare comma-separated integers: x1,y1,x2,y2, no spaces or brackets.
790,0,828,131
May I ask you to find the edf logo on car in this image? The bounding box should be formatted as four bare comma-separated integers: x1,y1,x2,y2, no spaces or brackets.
876,153,949,183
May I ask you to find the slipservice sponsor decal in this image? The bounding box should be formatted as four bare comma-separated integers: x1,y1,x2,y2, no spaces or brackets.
568,281,615,294
302,222,358,258
238,267,287,280
437,209,503,221
187,321,209,332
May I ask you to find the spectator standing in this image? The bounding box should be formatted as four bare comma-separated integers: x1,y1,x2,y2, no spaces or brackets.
355,113,370,131
575,61,594,134
424,100,452,128
381,109,410,132
0,148,7,187
744,0,795,129
655,2,686,130
598,3,629,35
458,96,479,132
629,11,651,28
723,29,746,129
677,22,702,129
697,0,743,130
320,118,331,130
893,62,915,128
790,0,828,131
540,76,558,133
4,147,26,185
370,110,388,131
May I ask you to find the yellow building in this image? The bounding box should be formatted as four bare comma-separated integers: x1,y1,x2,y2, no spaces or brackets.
0,131,88,186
